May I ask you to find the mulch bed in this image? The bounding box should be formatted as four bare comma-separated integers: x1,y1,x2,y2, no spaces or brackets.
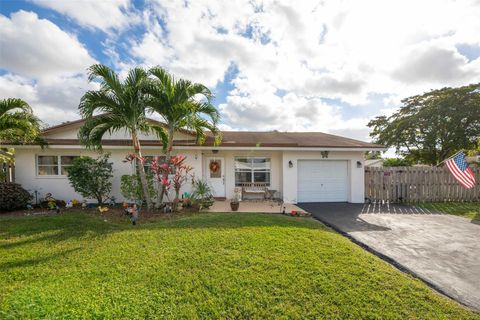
0,205,203,225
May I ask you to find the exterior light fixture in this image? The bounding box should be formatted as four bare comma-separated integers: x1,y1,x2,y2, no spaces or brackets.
288,160,293,168
212,150,219,154
357,161,362,168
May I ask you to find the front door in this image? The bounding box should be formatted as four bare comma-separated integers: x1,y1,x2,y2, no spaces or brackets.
206,157,225,197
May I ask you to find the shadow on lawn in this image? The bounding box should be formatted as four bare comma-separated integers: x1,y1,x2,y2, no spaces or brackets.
0,248,82,271
0,212,329,247
142,212,329,231
0,212,123,249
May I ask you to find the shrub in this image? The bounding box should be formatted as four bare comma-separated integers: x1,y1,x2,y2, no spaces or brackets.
192,179,214,210
66,154,113,204
120,174,155,204
0,183,31,211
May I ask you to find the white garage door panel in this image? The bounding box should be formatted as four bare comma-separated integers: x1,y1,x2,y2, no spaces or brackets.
297,160,348,202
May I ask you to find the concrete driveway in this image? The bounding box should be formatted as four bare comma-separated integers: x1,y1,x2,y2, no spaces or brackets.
297,202,480,311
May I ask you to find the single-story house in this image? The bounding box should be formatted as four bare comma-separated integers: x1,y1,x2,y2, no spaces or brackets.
10,118,384,204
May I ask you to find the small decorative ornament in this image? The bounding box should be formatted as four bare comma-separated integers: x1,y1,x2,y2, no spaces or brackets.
209,160,220,173
321,151,329,159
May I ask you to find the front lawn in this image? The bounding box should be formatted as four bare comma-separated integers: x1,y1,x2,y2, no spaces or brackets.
0,212,477,319
418,202,480,222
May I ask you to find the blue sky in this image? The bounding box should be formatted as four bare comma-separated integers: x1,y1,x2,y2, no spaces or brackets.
1,0,479,143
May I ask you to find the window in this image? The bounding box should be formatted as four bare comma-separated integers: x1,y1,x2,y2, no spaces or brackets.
234,157,271,186
37,156,58,175
37,155,79,176
60,156,77,175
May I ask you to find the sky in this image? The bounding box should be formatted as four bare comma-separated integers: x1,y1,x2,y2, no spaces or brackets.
1,0,480,145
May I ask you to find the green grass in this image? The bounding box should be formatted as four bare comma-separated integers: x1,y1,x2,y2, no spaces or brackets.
418,202,480,222
0,212,478,319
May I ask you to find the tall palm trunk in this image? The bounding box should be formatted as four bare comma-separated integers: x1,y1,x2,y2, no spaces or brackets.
132,130,153,210
156,126,175,207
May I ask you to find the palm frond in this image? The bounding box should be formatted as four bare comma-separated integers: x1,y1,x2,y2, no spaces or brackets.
87,64,123,96
0,98,33,116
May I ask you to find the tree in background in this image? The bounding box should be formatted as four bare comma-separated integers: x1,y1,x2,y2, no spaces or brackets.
383,158,413,167
66,154,113,205
145,66,221,207
368,83,480,165
365,151,382,160
0,98,44,146
78,64,166,209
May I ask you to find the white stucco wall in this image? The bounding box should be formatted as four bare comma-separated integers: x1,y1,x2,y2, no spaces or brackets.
281,151,365,204
14,147,201,203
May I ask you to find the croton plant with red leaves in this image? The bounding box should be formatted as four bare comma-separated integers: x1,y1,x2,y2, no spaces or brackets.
125,153,193,210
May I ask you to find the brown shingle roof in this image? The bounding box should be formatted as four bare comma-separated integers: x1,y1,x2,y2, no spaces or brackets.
205,131,383,148
38,118,383,149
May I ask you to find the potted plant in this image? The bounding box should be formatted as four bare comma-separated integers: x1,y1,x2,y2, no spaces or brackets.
230,193,240,211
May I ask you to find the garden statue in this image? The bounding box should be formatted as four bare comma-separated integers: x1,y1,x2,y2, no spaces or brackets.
45,193,60,213
108,196,116,206
123,203,139,225
98,206,109,213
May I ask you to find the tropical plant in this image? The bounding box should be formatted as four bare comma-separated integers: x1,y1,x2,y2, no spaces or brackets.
192,179,214,210
78,64,165,209
0,98,44,146
66,154,113,205
120,174,156,204
145,67,221,206
150,154,194,211
368,83,480,165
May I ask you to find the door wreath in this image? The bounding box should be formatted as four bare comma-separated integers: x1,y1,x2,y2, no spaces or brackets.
209,160,220,173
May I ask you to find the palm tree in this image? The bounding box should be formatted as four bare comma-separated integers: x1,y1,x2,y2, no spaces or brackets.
0,98,43,145
145,66,222,206
78,64,165,210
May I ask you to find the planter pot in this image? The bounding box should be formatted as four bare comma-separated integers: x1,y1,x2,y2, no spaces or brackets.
230,202,239,211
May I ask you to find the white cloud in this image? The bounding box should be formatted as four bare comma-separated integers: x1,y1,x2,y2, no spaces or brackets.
2,0,480,142
0,11,96,80
219,89,371,140
392,42,478,84
31,0,137,32
0,73,96,126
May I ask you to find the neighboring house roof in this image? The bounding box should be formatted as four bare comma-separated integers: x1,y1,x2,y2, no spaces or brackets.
30,118,385,150
365,159,384,167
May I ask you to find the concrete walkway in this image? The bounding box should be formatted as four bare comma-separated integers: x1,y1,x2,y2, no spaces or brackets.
297,202,480,311
208,200,304,214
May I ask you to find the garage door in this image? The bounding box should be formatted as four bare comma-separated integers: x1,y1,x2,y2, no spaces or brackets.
297,160,348,202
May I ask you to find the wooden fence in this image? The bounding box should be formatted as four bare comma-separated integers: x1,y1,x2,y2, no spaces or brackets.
0,149,15,183
365,167,480,203
0,161,15,183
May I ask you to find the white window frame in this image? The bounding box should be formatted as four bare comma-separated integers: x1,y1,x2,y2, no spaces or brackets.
234,156,271,186
36,155,79,177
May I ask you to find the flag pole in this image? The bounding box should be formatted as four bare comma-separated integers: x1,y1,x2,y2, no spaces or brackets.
436,149,464,167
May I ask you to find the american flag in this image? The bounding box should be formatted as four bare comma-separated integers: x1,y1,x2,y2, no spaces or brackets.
445,151,476,189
